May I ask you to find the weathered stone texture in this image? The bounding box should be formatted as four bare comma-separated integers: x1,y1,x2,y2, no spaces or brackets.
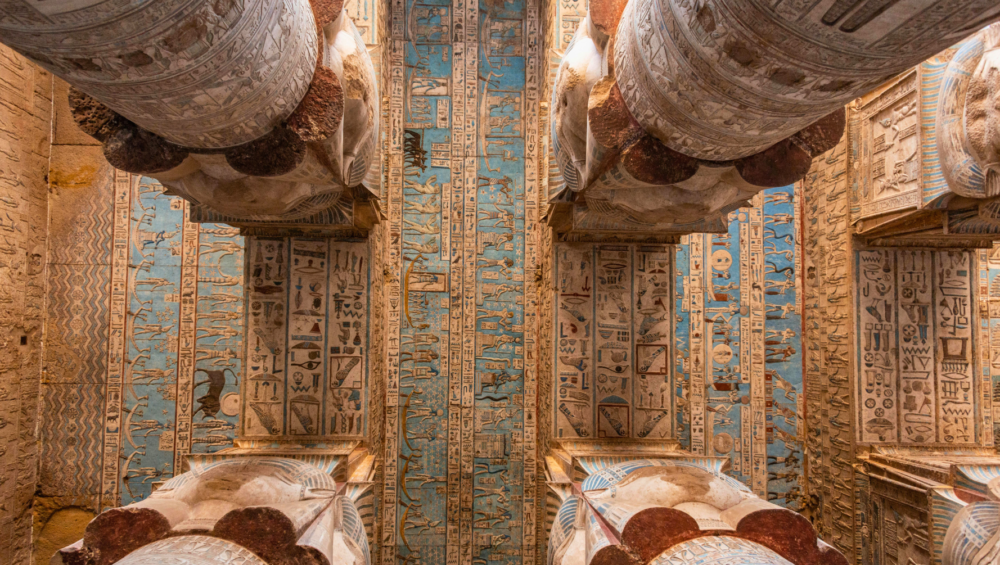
0,44,52,565
800,130,856,560
39,86,113,507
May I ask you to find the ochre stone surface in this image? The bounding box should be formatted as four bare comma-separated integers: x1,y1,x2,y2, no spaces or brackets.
0,43,52,565
33,507,96,565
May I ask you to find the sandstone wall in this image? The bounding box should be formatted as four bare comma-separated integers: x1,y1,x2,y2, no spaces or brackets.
0,45,52,564
35,80,247,564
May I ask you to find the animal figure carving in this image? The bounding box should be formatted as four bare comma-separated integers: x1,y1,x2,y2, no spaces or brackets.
193,368,238,419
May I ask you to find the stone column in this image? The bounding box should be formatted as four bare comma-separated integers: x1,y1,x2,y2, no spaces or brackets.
0,1,382,226
613,0,1000,161
547,0,1000,236
51,457,373,565
546,457,846,565
0,0,317,150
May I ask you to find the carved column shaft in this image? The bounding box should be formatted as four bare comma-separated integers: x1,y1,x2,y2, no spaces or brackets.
613,0,1000,161
0,0,318,149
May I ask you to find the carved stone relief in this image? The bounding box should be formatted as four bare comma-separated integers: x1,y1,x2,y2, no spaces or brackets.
0,2,383,227
243,238,371,439
674,187,805,506
800,52,1000,565
852,25,1000,245
546,457,846,565
0,43,51,564
553,244,674,440
800,126,858,560
546,0,1000,237
859,450,1000,565
377,0,544,558
855,249,978,444
41,168,246,511
853,74,921,220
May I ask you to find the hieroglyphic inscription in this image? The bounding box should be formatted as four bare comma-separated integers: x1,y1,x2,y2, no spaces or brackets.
553,244,673,440
554,246,593,438
689,235,707,454
383,0,539,558
244,238,288,437
100,171,133,509
242,238,370,439
192,224,243,455
855,74,921,221
855,249,977,444
801,133,856,559
108,179,243,506
0,44,51,562
173,207,199,469
748,198,766,497
985,247,1000,442
977,249,994,446
675,187,804,508
762,188,803,508
933,251,975,444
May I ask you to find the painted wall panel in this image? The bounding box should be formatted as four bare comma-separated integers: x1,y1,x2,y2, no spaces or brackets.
553,244,673,441
673,186,805,509
43,165,244,509
380,0,543,559
855,249,978,445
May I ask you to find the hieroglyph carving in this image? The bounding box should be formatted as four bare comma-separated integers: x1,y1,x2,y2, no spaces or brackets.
855,250,978,444
553,244,674,440
0,0,316,149
0,42,51,563
242,238,370,439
